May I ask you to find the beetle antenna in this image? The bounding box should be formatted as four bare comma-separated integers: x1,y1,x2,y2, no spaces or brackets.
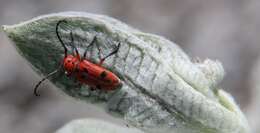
83,36,97,59
56,20,69,56
34,69,60,96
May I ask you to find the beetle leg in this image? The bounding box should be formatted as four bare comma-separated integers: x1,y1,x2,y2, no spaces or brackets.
83,36,97,59
69,31,80,60
96,85,102,90
75,83,82,91
98,43,121,65
90,87,95,91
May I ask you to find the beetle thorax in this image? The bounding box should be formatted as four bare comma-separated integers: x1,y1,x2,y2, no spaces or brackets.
63,55,80,74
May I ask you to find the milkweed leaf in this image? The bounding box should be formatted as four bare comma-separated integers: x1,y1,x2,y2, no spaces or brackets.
2,12,250,133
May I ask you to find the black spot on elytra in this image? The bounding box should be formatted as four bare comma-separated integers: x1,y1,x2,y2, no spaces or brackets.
100,71,107,79
83,68,88,73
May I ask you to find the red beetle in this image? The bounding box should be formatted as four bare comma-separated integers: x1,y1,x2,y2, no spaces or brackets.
34,20,121,96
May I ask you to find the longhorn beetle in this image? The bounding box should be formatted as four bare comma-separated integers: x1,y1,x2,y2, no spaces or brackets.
34,20,121,96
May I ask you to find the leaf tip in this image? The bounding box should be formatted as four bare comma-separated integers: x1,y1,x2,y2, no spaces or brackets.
1,25,8,32
1,25,13,35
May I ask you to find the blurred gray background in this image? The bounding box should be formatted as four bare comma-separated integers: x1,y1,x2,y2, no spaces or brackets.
0,0,259,133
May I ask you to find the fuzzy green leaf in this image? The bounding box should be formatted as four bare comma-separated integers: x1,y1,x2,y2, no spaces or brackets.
2,12,250,133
